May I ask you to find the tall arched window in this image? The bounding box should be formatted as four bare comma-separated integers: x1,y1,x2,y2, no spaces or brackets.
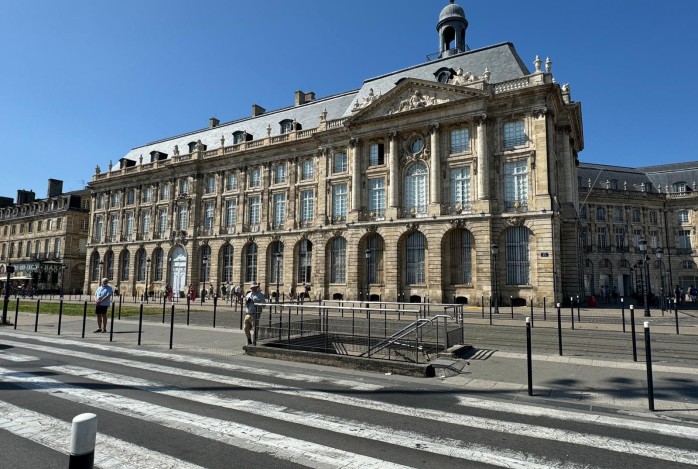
366,234,384,284
505,226,530,285
297,239,312,284
270,241,284,284
221,245,234,283
330,237,346,283
405,162,428,216
136,249,146,282
104,250,114,280
200,245,211,283
245,243,258,283
90,252,100,281
449,228,473,284
406,231,426,284
121,250,130,281
153,248,164,281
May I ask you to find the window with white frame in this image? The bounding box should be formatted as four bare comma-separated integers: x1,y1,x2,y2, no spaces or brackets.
222,245,234,282
369,144,384,166
301,159,314,180
297,239,312,284
90,252,100,281
650,230,659,249
332,184,347,220
505,226,530,285
504,160,528,210
273,164,287,184
225,199,237,228
204,202,215,230
141,210,150,237
94,216,103,241
300,189,314,222
54,239,62,257
125,212,134,238
111,192,120,208
158,209,167,235
673,182,688,193
179,179,189,195
245,243,258,283
108,214,118,239
273,193,286,227
332,152,347,174
450,128,470,154
249,167,261,188
160,184,170,200
503,120,526,148
649,211,658,224
678,230,692,251
632,209,641,223
596,207,606,221
678,210,689,224
127,189,135,205
248,195,261,226
614,207,624,222
225,172,238,191
330,237,346,283
280,120,293,134
368,178,385,217
96,194,105,210
406,231,426,284
204,175,216,194
614,228,625,250
143,186,153,202
450,167,471,211
177,205,187,230
633,229,643,248
405,162,427,215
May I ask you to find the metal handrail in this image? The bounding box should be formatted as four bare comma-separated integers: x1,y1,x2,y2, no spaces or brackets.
361,314,453,358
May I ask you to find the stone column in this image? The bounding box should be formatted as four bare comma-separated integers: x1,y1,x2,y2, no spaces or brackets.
350,139,361,212
388,132,398,207
429,125,440,206
476,115,488,200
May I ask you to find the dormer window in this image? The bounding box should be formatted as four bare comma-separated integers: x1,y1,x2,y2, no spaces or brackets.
280,120,294,134
232,131,249,144
434,67,455,83
673,182,689,193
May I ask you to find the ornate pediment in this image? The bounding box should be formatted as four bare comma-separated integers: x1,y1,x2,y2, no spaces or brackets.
346,78,489,125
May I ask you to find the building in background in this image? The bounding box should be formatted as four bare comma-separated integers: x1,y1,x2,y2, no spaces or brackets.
0,179,89,295
84,1,585,304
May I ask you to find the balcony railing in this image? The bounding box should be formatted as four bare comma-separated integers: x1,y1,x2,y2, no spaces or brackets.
504,200,528,213
399,205,427,219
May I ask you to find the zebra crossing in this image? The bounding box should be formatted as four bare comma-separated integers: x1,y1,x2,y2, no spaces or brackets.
1,331,697,468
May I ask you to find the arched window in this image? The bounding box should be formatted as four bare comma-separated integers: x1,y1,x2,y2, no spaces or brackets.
297,239,312,284
220,245,233,283
90,252,100,282
505,226,530,285
200,245,211,283
449,228,473,285
136,249,146,281
245,243,258,283
121,250,130,281
270,241,284,284
153,248,164,281
104,250,114,280
404,162,428,216
330,237,346,283
406,231,426,284
366,234,384,285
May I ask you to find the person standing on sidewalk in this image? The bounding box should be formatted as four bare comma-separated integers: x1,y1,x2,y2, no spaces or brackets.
94,278,113,333
244,282,266,345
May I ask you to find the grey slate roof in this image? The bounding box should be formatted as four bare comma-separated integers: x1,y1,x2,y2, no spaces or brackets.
116,43,529,166
640,162,698,192
577,162,698,193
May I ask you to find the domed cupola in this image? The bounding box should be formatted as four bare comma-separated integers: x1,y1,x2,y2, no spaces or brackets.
437,0,468,58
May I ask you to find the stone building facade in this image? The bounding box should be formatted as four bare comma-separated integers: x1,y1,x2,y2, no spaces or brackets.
84,2,585,305
0,179,89,294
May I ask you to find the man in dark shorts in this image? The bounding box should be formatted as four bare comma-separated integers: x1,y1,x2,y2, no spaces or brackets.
94,278,113,333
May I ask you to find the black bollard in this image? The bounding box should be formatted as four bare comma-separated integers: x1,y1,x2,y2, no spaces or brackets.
674,299,680,335
570,297,575,330
481,295,484,319
137,302,144,346
69,413,97,469
577,296,581,322
186,297,190,326
169,302,175,349
621,298,626,333
644,321,655,411
543,297,547,321
510,296,514,319
81,301,87,338
58,297,64,335
213,295,218,328
109,301,115,342
34,299,40,332
489,297,492,325
13,297,20,330
630,305,637,362
162,295,166,324
526,317,533,396
556,302,562,356
118,293,122,320
529,297,534,327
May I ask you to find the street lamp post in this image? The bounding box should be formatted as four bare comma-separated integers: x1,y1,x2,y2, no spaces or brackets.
145,257,151,303
60,263,67,298
491,243,499,314
274,252,281,303
99,260,104,280
639,238,651,317
656,248,665,311
365,249,371,303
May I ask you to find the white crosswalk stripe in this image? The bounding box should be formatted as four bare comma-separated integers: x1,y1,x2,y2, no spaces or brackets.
2,333,697,468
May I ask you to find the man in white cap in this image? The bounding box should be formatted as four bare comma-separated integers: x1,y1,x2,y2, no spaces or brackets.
94,278,113,333
243,282,266,345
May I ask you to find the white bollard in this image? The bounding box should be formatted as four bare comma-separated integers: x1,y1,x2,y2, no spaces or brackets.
69,413,97,469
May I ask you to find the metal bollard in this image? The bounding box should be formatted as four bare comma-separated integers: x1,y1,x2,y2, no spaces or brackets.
576,295,581,322
187,297,191,326
543,297,547,321
13,298,19,330
34,299,40,332
137,302,144,346
169,302,175,350
630,305,637,362
529,297,534,327
510,296,514,319
644,322,655,411
109,301,115,342
526,317,533,396
570,297,575,330
621,297,626,333
69,413,97,469
162,295,166,324
58,297,64,335
213,295,218,328
556,303,562,356
81,301,87,338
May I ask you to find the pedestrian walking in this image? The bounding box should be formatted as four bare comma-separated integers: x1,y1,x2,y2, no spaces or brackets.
188,284,196,301
244,282,266,345
94,278,113,333
221,283,227,300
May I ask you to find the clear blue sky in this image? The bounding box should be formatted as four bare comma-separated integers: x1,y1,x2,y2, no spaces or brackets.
1,0,697,198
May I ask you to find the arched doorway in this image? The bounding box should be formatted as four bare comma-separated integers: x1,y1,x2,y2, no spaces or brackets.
170,246,187,296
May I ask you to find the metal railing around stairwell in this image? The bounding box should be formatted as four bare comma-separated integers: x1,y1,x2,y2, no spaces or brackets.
360,314,454,358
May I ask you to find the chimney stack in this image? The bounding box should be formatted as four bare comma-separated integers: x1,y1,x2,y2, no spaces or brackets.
252,104,266,117
17,189,36,205
209,117,220,128
47,179,63,198
295,90,316,106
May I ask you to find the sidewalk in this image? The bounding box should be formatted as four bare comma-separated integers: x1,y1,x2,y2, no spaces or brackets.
3,302,698,423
